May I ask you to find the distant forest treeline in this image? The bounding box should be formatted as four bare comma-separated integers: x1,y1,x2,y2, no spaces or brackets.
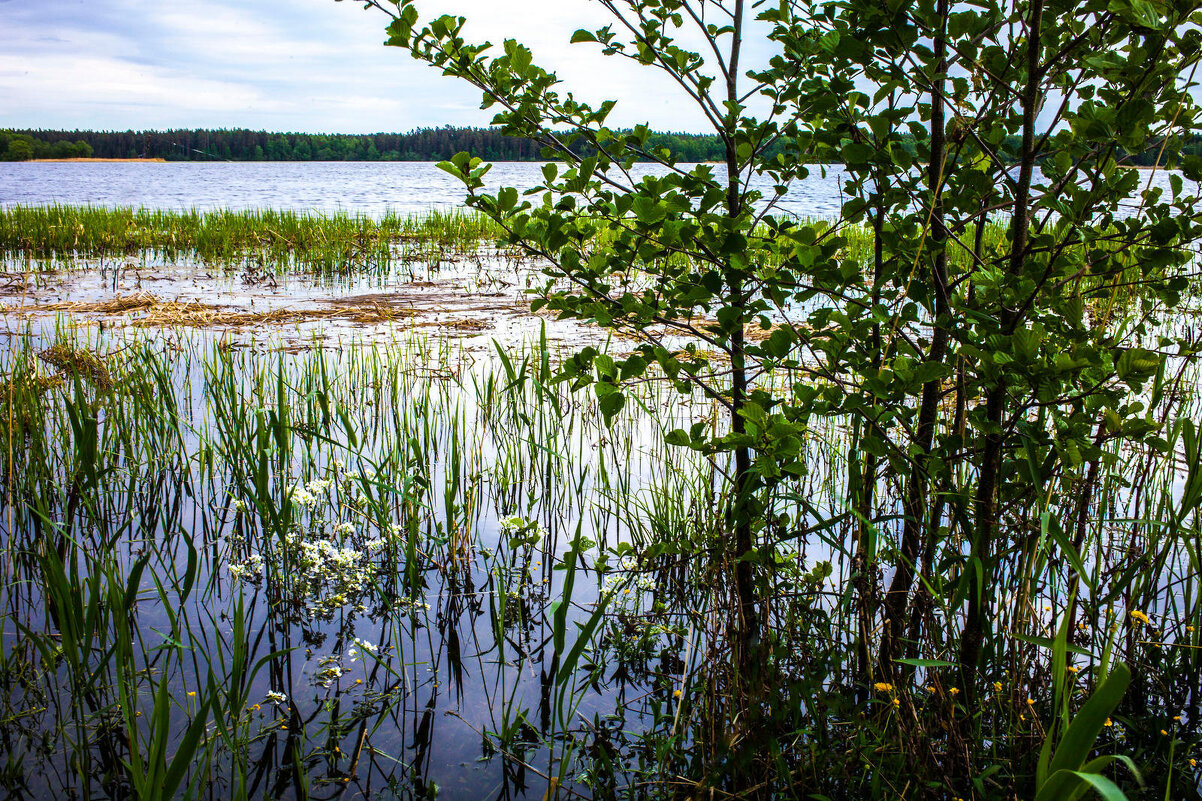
3,127,736,163
2,126,1190,166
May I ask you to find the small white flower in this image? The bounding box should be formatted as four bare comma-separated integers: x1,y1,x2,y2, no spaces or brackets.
229,553,264,582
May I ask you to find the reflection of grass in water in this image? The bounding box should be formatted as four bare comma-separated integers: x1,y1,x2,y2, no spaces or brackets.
0,295,1201,796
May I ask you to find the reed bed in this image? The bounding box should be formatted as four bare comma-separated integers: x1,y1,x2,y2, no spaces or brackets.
0,206,1168,310
0,205,507,273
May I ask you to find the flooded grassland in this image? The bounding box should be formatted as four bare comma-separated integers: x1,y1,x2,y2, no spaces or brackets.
0,205,1201,800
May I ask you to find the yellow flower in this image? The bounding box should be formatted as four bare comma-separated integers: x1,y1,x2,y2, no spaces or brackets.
1104,718,1113,727
891,698,900,707
1191,759,1197,768
1020,714,1026,721
187,691,197,697
1161,729,1169,736
1067,666,1079,673
1175,715,1183,722
949,687,960,696
1026,697,1035,706
1188,626,1196,633
354,678,363,685
993,682,1003,693
673,689,682,698
1130,610,1150,625
874,682,894,692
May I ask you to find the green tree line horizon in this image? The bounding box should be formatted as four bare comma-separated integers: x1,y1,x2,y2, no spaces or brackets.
2,126,746,163
1,126,1192,166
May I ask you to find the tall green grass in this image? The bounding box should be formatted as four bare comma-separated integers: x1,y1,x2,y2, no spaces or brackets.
0,205,506,273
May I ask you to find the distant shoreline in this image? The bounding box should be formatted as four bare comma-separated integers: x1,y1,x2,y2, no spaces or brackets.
31,157,167,163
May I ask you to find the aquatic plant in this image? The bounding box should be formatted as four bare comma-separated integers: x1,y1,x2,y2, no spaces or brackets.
0,205,506,273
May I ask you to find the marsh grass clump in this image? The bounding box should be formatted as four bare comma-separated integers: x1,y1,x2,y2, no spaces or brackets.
11,293,420,329
0,205,508,274
37,343,112,391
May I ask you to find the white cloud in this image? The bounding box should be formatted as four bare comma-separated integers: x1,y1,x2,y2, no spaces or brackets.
0,0,765,132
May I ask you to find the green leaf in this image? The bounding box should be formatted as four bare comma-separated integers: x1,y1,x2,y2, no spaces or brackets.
1036,769,1130,801
556,594,610,685
1049,663,1131,775
163,696,212,799
893,657,956,668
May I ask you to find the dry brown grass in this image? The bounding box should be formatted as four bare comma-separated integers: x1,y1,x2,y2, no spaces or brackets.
38,344,113,390
2,293,418,329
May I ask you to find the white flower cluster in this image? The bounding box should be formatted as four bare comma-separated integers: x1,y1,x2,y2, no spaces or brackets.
601,554,656,595
229,553,264,582
287,531,374,621
499,516,526,534
499,515,548,540
313,655,346,688
264,690,288,705
289,478,332,509
346,637,378,663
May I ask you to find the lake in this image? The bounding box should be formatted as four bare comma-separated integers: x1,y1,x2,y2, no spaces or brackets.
7,159,1192,219
0,160,850,217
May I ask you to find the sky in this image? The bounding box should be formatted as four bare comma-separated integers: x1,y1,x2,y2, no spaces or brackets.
0,0,733,134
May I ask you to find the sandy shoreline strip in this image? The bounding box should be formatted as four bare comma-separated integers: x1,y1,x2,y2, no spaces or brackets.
30,157,168,163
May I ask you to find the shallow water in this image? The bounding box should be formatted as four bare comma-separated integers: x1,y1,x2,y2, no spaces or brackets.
0,321,729,800
3,162,1202,797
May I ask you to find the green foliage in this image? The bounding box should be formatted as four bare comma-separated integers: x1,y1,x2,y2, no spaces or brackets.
1036,663,1139,801
363,0,1202,795
0,131,91,161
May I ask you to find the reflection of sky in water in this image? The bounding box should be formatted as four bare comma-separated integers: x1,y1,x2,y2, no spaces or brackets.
0,317,724,799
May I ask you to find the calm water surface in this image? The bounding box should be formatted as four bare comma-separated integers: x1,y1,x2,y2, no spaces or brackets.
2,160,1190,219
0,160,853,217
